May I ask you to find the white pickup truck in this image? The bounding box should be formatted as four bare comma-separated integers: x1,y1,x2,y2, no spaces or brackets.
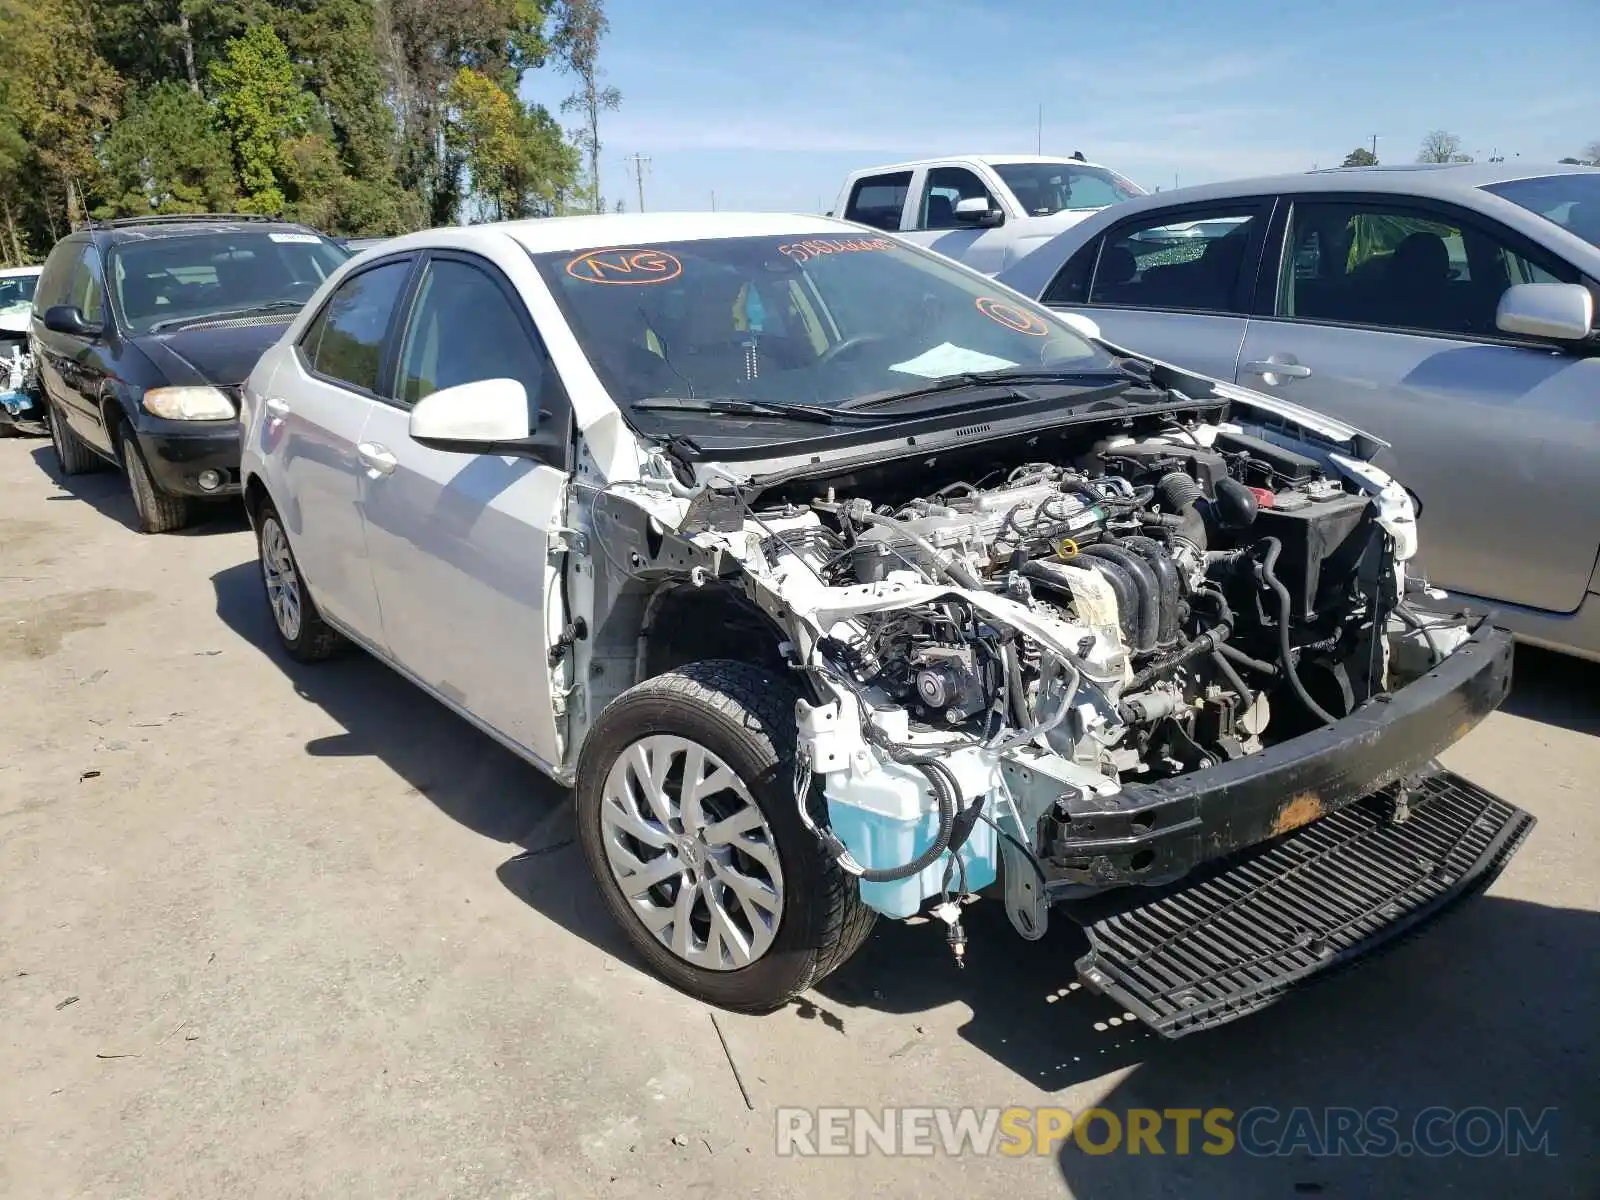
831,154,1146,275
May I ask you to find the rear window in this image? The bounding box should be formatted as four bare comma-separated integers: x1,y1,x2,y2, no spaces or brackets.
1483,173,1600,251
107,230,348,334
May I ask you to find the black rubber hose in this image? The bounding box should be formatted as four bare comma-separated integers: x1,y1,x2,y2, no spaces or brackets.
846,751,959,883
1256,538,1340,726
1124,622,1232,693
1119,535,1181,648
1218,642,1280,678
1005,640,1030,729
1210,648,1255,712
1079,543,1159,652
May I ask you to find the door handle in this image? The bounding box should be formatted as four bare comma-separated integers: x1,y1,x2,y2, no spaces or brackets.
265,396,291,415
1242,360,1312,380
357,441,397,476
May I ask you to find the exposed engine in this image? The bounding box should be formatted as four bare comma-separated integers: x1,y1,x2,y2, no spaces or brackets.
765,421,1401,791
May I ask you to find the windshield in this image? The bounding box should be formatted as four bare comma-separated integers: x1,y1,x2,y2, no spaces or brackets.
533,235,1111,412
1483,173,1600,251
0,273,39,312
991,162,1146,215
109,231,348,334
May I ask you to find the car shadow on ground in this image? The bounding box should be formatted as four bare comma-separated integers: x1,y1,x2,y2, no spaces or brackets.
29,444,247,536
211,557,1597,1191
1049,895,1597,1197
210,559,639,969
1501,644,1600,737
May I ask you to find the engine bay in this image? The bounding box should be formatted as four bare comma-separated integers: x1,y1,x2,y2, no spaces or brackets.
758,418,1404,791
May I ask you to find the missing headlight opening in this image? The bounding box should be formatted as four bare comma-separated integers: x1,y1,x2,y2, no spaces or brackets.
574,396,1516,1035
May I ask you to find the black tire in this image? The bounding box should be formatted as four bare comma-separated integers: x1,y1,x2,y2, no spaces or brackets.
255,500,345,663
576,660,875,1012
47,398,98,476
120,426,191,534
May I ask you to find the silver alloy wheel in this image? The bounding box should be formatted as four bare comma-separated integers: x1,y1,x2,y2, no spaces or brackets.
260,517,303,641
599,734,785,970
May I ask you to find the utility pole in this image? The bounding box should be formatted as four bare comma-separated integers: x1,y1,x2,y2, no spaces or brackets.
711,190,716,212
623,152,651,213
1370,133,1379,157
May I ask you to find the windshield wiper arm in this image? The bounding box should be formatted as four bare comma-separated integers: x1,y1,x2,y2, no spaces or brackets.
148,300,305,333
837,367,1135,411
631,395,864,425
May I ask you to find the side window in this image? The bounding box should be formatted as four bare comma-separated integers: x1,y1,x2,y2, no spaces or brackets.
395,256,568,455
301,260,410,393
397,258,542,408
1042,238,1102,305
67,247,106,323
1275,200,1571,337
34,244,80,315
1090,205,1264,314
916,166,997,231
844,172,912,232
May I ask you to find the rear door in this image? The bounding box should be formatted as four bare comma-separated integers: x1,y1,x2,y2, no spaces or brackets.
1238,193,1600,613
1038,198,1274,383
357,250,572,770
269,254,415,646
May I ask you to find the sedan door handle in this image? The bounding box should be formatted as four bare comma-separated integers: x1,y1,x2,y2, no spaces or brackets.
357,441,397,476
1243,360,1312,380
265,396,291,415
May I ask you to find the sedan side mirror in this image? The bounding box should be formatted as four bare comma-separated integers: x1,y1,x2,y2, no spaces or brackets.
954,196,1004,228
408,378,530,453
1495,282,1595,342
43,304,102,339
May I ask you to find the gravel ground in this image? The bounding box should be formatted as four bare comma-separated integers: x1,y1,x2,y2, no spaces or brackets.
2,436,1594,1198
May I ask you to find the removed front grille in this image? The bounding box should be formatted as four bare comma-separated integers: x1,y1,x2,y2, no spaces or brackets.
1073,772,1534,1038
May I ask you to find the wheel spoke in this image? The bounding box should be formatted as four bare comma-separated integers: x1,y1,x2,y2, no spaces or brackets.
727,831,781,880
717,864,782,917
701,805,765,847
628,741,678,829
613,849,683,898
669,880,697,958
706,881,755,968
601,792,671,849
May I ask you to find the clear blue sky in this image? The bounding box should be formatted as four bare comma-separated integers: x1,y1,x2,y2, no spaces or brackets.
520,0,1599,213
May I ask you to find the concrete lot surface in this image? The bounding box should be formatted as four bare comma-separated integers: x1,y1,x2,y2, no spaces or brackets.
2,437,1595,1198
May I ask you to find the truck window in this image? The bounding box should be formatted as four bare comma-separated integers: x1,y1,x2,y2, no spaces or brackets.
916,167,998,231
844,172,913,232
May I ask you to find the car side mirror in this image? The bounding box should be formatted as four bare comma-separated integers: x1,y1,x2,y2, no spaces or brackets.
1495,282,1595,342
408,378,531,453
43,304,101,338
954,197,1004,228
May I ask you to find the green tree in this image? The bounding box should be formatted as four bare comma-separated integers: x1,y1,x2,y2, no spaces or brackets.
553,0,620,215
0,0,123,225
97,82,236,216
1417,130,1471,164
209,24,314,214
447,67,576,221
1341,146,1379,167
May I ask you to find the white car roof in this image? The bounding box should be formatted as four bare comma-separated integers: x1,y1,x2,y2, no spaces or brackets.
852,154,1115,174
372,212,862,259
0,265,41,278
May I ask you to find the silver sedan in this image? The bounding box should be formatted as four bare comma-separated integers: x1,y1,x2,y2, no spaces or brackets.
998,162,1600,660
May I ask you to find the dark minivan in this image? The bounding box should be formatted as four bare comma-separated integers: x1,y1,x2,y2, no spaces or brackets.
31,214,348,532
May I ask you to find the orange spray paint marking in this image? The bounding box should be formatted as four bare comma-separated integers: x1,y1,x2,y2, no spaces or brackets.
565,248,684,285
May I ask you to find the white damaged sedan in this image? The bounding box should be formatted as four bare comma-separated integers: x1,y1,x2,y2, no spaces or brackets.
240,213,1531,1037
